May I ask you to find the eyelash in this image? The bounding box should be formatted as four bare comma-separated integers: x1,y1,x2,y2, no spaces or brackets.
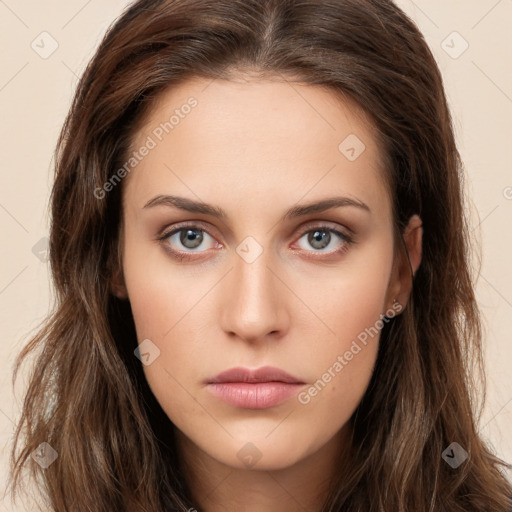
157,222,355,261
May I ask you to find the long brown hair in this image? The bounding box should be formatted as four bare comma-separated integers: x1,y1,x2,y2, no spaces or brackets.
8,0,512,510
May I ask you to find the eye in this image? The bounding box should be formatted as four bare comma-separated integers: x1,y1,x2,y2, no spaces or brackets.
157,222,355,261
158,224,220,256
294,225,354,255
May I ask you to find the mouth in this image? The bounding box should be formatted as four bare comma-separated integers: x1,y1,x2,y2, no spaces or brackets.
205,366,306,409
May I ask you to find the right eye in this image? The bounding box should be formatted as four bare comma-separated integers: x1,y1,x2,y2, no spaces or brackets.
158,223,223,260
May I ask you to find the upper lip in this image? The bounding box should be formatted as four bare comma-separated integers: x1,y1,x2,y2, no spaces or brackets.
206,366,305,384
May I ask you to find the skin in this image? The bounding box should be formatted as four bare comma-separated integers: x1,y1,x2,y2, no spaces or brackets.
112,75,423,512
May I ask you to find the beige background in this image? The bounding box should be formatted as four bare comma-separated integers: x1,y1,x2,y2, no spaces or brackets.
0,0,511,509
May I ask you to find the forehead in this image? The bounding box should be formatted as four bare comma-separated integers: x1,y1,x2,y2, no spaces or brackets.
123,76,391,219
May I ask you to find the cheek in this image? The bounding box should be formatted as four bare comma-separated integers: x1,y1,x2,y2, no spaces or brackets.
291,244,392,352
290,247,393,417
292,294,385,443
121,237,217,414
296,292,384,406
121,229,201,338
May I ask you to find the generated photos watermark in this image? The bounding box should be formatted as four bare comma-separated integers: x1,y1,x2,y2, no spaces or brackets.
297,300,402,405
94,96,198,199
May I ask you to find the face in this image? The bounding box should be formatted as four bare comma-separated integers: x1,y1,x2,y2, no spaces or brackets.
114,75,418,472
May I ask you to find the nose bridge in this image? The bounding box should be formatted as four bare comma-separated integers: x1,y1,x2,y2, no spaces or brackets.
220,245,286,341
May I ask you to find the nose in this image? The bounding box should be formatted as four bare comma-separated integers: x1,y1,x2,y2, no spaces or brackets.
219,249,290,344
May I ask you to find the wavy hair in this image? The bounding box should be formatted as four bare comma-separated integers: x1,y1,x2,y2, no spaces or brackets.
8,0,512,510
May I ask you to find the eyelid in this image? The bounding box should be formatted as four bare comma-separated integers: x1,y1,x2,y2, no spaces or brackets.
295,219,354,238
158,218,353,239
158,220,220,240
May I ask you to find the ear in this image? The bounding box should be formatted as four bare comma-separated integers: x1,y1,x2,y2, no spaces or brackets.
385,214,423,313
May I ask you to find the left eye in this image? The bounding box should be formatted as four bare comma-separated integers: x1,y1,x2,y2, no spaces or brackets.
295,226,351,252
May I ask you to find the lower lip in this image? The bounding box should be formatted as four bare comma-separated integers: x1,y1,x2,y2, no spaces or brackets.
206,382,304,409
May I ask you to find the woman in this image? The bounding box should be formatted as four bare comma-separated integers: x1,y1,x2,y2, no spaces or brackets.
8,0,512,510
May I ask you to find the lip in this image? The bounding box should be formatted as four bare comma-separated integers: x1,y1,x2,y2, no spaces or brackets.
206,365,305,384
205,366,306,409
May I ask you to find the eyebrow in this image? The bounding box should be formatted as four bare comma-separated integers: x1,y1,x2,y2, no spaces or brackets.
142,194,371,220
